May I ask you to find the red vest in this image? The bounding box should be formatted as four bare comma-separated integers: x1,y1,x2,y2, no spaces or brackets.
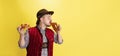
26,27,54,56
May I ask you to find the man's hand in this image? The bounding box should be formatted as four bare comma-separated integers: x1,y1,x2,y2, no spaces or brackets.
51,22,61,33
17,24,30,35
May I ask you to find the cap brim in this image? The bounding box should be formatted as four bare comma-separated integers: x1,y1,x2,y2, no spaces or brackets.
46,11,54,15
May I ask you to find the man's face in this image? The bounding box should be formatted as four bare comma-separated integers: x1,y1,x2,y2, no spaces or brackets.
41,14,52,27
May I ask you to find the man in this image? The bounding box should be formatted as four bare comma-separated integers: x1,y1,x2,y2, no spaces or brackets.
17,9,63,56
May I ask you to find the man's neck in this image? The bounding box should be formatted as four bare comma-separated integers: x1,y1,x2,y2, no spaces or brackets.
38,23,46,30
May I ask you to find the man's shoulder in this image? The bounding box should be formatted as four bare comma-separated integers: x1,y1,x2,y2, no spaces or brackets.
28,26,37,31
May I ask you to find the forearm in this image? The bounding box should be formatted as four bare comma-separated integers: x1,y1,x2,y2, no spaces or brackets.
18,34,26,48
57,32,63,44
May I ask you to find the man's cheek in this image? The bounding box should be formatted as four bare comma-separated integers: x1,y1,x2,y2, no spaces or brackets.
48,21,50,25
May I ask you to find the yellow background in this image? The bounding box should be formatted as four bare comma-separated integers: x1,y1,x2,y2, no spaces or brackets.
0,0,120,56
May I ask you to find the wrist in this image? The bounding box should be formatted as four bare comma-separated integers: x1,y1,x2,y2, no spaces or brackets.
56,31,60,34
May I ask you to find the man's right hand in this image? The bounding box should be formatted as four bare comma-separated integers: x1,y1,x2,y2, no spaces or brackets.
17,24,30,36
